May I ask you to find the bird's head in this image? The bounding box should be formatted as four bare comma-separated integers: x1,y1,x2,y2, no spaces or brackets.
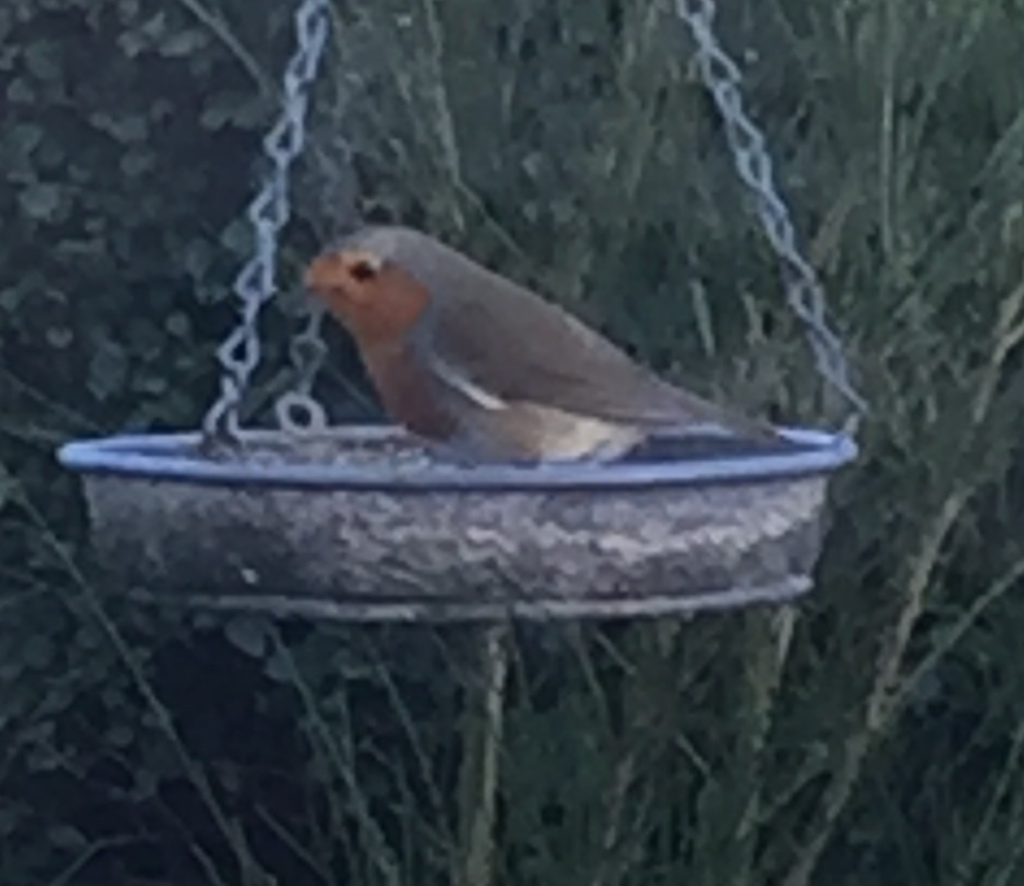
304,227,435,346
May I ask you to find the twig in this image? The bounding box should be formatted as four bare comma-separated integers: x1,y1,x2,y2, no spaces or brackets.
894,553,1024,713
15,486,254,886
417,0,466,231
782,485,971,886
455,622,510,886
1,370,101,433
971,279,1024,425
590,621,682,886
366,637,454,845
268,631,403,886
612,0,673,202
959,716,1024,886
173,0,275,98
254,804,335,886
782,165,1024,886
728,606,797,886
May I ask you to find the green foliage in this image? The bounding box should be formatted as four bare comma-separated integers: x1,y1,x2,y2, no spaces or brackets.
6,0,1024,884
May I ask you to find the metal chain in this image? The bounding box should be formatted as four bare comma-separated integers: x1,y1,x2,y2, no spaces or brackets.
674,0,867,429
202,0,332,442
274,301,329,430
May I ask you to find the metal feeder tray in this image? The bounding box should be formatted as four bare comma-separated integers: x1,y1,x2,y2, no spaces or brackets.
57,425,856,622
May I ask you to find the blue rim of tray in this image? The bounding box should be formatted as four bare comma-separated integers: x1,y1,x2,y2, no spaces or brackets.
56,425,857,493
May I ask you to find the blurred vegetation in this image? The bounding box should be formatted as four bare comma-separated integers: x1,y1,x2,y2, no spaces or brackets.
5,0,1024,884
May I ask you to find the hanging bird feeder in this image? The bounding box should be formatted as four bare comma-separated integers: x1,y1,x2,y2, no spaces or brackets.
57,0,862,622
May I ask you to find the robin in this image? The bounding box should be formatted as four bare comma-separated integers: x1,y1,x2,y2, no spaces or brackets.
304,225,781,464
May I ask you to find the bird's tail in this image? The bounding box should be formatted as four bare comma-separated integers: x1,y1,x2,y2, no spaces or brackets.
631,394,792,460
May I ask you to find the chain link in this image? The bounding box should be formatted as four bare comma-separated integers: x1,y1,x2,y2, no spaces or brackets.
675,0,867,428
202,0,332,442
274,301,329,430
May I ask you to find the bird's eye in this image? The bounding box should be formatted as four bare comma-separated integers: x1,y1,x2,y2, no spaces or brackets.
349,260,378,282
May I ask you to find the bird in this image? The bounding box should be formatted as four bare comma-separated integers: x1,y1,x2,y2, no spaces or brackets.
303,224,782,464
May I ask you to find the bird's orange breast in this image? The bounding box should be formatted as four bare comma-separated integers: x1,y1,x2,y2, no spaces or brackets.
359,342,459,441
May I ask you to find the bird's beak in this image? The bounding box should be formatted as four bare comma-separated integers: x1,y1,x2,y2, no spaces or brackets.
304,251,346,294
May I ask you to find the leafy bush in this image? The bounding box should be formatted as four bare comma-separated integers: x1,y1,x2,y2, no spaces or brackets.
5,0,1024,884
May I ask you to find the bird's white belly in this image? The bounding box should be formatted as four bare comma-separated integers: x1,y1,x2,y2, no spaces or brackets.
429,355,643,461
506,402,644,461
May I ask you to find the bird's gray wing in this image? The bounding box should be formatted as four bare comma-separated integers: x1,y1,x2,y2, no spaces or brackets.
418,268,749,431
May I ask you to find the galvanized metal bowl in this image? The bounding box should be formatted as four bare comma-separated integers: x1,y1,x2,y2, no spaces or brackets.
57,425,856,621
